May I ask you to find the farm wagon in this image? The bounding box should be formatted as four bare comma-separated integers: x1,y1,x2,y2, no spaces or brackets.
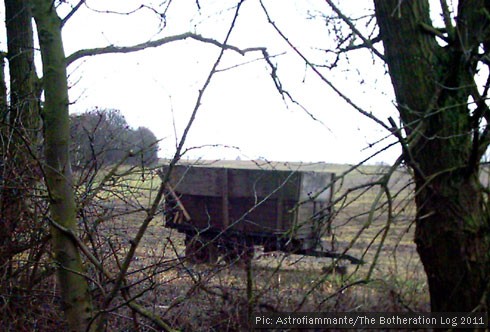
161,163,350,264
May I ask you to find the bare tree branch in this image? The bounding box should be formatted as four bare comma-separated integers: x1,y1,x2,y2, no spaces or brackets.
324,0,385,61
439,0,455,40
260,0,391,132
419,22,450,43
66,32,266,66
94,2,247,330
340,35,382,52
61,0,85,27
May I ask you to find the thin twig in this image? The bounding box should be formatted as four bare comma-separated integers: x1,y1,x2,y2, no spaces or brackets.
324,0,385,61
260,1,391,132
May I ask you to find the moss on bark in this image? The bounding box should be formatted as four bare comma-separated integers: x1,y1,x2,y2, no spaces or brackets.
30,1,94,330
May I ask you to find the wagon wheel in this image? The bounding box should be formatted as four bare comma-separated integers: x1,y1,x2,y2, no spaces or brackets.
240,243,255,265
223,236,254,265
185,235,218,264
263,239,279,252
282,238,302,254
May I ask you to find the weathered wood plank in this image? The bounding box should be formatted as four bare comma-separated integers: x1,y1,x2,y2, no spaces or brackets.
162,165,335,244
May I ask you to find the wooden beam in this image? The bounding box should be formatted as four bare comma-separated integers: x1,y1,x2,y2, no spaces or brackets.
165,184,191,221
222,168,230,228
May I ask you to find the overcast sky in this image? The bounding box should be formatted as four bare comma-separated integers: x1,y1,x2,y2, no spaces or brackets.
2,0,404,164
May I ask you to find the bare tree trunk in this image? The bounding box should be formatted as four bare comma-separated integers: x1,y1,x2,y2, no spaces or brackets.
0,55,6,115
414,172,488,311
29,1,94,330
374,0,490,313
1,0,40,276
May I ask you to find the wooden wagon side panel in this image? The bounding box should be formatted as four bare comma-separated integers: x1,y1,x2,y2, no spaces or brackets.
227,169,301,200
226,169,301,233
227,198,298,234
168,166,224,197
163,165,335,252
177,195,223,230
294,172,335,249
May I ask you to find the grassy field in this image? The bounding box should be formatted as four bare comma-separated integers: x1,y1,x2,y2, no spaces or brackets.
87,159,429,330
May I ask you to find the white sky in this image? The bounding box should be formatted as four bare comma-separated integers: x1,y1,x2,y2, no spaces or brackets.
2,0,405,164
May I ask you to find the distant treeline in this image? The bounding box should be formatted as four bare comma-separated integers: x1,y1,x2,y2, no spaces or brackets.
70,108,158,168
